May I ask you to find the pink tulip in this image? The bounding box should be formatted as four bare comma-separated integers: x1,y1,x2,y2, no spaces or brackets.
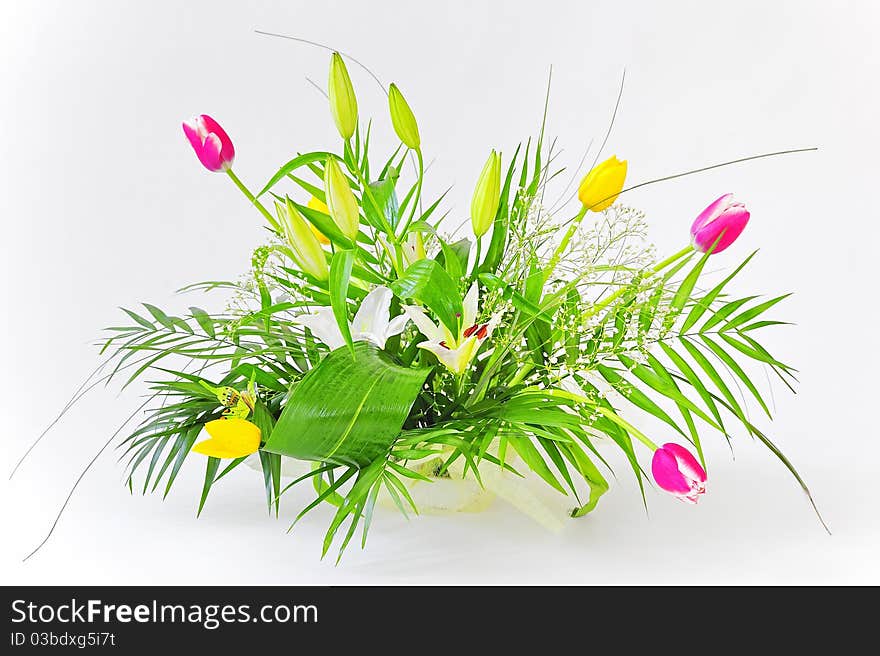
182,114,235,172
651,442,707,504
690,193,750,254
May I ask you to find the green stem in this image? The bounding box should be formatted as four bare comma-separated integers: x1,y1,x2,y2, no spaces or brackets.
470,235,483,279
508,362,534,387
398,149,424,237
651,245,694,274
225,169,279,230
543,205,588,282
581,245,694,322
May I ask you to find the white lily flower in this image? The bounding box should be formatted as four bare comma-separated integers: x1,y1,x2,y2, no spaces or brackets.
404,282,499,375
293,285,409,351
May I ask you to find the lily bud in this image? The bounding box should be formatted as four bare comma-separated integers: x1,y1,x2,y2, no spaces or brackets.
281,198,329,281
328,52,358,140
323,157,360,241
388,83,420,150
577,155,627,212
690,194,750,254
651,443,707,504
306,196,332,245
182,114,235,172
470,150,502,238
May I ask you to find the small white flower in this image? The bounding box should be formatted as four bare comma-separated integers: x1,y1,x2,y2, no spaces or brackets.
292,285,409,351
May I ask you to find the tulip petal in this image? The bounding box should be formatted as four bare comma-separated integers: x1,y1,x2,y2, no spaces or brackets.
690,193,733,234
651,448,693,495
693,206,750,254
192,418,261,459
662,442,707,484
198,114,235,166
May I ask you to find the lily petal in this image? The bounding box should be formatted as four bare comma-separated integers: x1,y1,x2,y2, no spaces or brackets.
386,313,410,338
404,305,445,342
352,286,392,337
192,418,261,459
293,307,345,350
418,336,479,375
462,282,479,330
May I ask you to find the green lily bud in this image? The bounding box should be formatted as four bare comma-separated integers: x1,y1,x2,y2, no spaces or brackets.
323,157,360,240
281,198,329,281
328,52,358,141
388,83,420,150
470,150,502,238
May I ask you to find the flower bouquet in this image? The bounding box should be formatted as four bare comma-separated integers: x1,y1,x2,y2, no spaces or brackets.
78,52,818,560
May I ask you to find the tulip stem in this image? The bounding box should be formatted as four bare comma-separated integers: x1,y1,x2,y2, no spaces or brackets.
226,169,279,231
543,206,588,282
651,245,693,273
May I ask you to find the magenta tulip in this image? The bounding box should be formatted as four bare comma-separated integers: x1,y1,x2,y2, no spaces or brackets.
651,442,707,504
182,114,235,172
690,193,750,254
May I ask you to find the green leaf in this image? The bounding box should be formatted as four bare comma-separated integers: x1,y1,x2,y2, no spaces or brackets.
597,364,687,438
197,457,221,517
667,247,712,327
329,250,355,353
120,307,154,330
720,294,792,332
390,259,463,334
362,172,400,231
265,342,432,467
681,251,757,333
257,152,333,198
700,296,758,333
700,335,772,417
143,303,173,329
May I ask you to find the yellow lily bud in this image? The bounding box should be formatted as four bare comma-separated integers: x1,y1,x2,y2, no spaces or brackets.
328,52,358,140
577,155,628,212
282,198,329,281
306,196,331,244
470,150,502,238
192,418,261,459
388,83,420,150
323,157,360,241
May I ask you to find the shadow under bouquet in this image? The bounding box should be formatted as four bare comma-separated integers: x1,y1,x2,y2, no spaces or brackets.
100,52,819,561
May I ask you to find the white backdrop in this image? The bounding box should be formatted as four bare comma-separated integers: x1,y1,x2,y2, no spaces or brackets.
2,0,878,585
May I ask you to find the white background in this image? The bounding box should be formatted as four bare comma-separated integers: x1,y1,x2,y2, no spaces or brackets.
2,0,878,585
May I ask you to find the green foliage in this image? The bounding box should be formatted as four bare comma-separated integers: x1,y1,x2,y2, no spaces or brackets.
84,68,816,562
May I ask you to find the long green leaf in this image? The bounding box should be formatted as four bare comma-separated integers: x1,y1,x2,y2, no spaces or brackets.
265,342,431,467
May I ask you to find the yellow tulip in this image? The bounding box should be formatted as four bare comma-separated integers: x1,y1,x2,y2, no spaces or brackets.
306,196,332,244
191,418,261,459
470,150,502,238
281,198,330,280
323,157,360,240
388,83,420,150
328,52,358,140
577,155,628,212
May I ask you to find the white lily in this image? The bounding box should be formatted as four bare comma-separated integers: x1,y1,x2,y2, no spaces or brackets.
293,285,409,351
404,282,499,374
